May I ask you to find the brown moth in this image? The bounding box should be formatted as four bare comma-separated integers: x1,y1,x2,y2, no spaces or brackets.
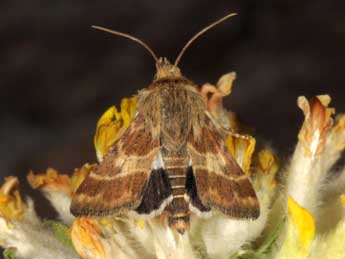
70,13,260,234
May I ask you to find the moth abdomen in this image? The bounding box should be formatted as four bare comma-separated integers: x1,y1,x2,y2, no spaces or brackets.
168,212,190,235
165,166,190,234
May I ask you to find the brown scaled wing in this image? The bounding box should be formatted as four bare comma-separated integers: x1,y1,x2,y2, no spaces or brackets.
71,114,160,216
187,116,260,219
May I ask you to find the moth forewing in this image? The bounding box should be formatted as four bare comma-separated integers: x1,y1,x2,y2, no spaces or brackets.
70,114,161,216
186,115,260,219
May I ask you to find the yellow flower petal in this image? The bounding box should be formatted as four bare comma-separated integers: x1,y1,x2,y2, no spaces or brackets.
226,135,256,175
27,168,71,195
94,106,122,161
256,149,279,175
94,96,138,161
252,149,279,189
119,96,138,128
288,196,315,255
70,217,105,259
0,177,25,220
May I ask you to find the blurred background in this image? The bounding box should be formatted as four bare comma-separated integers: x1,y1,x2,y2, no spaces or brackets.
1,1,345,197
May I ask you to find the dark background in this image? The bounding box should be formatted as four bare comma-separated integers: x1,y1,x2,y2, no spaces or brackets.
1,1,345,181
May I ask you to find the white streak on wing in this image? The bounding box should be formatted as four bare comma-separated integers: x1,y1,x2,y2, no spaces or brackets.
185,194,213,218
128,196,173,220
152,152,165,170
188,204,213,218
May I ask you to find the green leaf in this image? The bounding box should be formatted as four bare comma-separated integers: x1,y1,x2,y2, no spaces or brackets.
229,219,285,259
43,220,75,251
3,248,16,259
256,218,285,256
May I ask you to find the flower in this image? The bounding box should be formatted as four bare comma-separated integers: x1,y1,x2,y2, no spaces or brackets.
287,95,342,213
94,96,137,161
27,164,95,224
297,95,334,158
273,196,315,259
200,72,238,130
27,168,71,195
308,195,345,259
70,217,105,259
0,176,79,259
288,196,315,255
0,177,24,221
252,148,279,202
226,134,256,175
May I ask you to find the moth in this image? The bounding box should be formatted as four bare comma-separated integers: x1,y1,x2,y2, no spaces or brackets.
70,13,260,234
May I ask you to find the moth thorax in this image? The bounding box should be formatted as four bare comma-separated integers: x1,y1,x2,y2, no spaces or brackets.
155,57,181,79
161,147,188,165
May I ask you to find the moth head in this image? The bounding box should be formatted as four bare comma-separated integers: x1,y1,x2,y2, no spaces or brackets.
155,58,182,79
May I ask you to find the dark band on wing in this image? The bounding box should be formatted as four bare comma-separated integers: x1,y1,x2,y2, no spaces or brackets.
185,167,211,213
135,168,172,214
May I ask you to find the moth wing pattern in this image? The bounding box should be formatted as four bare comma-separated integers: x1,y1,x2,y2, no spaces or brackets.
187,115,260,219
71,113,161,216
135,168,172,216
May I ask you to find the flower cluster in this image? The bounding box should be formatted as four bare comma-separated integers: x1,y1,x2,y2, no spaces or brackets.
0,73,344,259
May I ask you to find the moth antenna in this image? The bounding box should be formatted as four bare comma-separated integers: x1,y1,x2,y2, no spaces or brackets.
92,25,159,63
173,12,237,67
